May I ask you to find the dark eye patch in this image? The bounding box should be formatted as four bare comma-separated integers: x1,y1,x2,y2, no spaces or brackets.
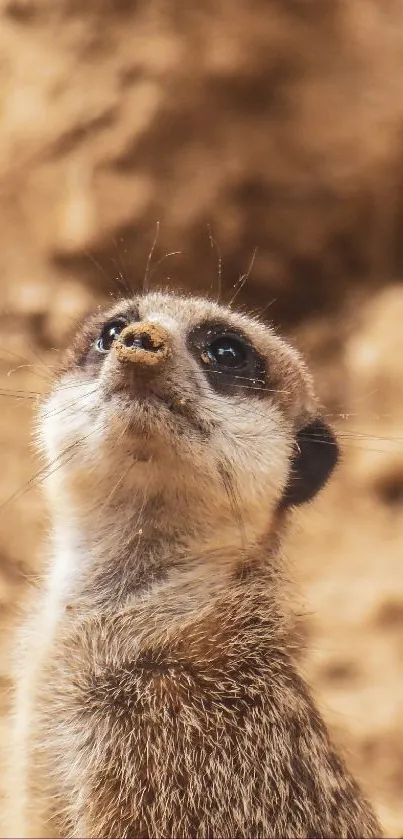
96,318,129,354
188,321,266,396
60,304,140,373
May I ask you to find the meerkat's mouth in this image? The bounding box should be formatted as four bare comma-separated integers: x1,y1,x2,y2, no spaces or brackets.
104,386,211,441
107,385,182,415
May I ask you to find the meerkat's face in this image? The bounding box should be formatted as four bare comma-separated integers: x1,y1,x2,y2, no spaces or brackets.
39,292,338,543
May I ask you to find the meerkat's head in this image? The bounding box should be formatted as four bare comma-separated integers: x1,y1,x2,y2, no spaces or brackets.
39,292,338,552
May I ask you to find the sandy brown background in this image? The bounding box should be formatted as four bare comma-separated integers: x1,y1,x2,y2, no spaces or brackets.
0,1,402,835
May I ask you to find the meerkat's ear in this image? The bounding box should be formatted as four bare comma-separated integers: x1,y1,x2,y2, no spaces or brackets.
280,417,339,508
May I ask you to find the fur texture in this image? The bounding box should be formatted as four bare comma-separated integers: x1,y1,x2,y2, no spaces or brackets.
7,292,381,838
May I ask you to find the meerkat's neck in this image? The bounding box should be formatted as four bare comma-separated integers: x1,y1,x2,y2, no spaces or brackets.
46,483,283,615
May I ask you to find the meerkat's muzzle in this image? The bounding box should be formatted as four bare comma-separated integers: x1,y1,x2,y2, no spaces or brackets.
114,322,172,370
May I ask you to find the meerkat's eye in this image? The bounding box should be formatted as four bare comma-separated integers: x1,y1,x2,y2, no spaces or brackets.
96,319,128,354
202,335,248,369
188,322,266,394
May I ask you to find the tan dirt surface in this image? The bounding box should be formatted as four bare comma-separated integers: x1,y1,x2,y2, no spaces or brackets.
0,2,402,835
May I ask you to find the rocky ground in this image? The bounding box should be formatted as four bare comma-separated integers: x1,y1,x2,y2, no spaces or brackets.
0,1,402,835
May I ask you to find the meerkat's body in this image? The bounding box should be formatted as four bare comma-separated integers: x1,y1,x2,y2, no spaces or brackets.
7,293,381,838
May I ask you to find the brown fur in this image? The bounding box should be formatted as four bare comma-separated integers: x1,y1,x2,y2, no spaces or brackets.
7,292,381,838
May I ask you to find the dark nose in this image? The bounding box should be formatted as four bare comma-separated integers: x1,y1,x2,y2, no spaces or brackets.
114,322,172,370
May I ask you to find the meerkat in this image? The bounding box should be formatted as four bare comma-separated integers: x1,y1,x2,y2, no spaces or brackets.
7,291,381,839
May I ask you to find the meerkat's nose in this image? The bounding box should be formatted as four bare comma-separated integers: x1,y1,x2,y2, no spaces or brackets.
114,322,172,370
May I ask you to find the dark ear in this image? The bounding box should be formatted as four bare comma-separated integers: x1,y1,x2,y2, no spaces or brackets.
280,417,339,509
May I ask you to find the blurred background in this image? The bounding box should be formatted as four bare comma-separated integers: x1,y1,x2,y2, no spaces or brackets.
0,1,402,834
